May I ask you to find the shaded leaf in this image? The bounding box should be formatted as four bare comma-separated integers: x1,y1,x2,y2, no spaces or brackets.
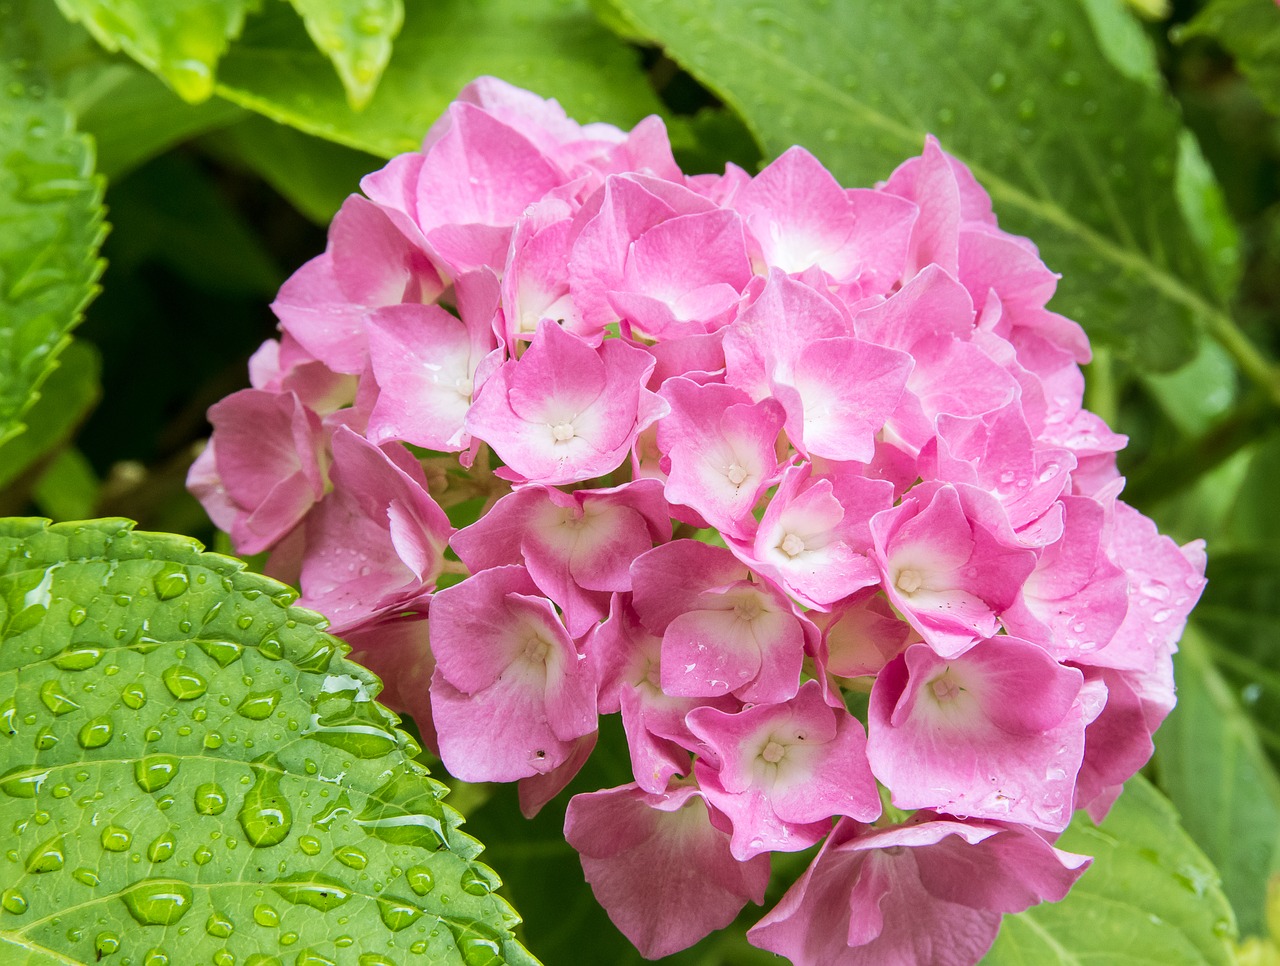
983,776,1236,964
0,62,106,454
215,0,665,157
208,114,383,224
0,517,537,965
287,0,403,109
32,448,99,522
1184,0,1280,118
1194,547,1280,765
603,0,1223,372
1154,625,1280,937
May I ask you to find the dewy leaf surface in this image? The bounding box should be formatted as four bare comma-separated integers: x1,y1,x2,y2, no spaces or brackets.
0,61,106,457
0,518,537,966
214,0,665,157
605,0,1221,372
287,0,404,110
982,776,1236,965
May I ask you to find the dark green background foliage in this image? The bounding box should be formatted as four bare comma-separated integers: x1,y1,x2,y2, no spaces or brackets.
2,0,1280,961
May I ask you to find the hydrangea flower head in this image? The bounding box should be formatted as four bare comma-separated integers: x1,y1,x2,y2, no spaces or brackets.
191,77,1205,964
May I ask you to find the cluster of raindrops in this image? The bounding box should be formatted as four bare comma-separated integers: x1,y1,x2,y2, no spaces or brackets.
0,521,530,966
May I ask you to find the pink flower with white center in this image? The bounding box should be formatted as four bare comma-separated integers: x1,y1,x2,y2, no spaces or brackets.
748,812,1090,966
500,200,587,344
272,194,443,374
732,145,916,289
590,594,738,792
871,484,1036,657
631,540,808,703
365,270,502,453
564,782,769,959
188,387,327,557
688,680,881,859
465,318,665,485
297,427,452,633
867,638,1103,831
451,479,670,636
656,377,785,539
734,462,892,608
429,564,596,782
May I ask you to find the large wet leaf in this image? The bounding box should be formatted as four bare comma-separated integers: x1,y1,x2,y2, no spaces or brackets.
603,0,1224,372
983,776,1236,964
0,61,106,460
0,518,537,966
214,0,664,158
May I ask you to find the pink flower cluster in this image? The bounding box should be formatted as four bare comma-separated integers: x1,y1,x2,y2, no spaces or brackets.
190,78,1207,964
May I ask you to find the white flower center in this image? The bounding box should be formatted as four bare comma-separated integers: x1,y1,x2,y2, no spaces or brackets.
725,462,748,486
930,674,961,702
524,636,551,664
760,740,786,764
779,533,806,558
895,568,924,595
551,422,576,442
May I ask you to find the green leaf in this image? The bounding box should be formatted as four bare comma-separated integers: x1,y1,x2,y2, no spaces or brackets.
4,0,245,179
1194,547,1280,766
72,63,245,179
0,340,100,494
1184,0,1280,118
983,776,1236,964
208,114,384,224
0,63,106,454
1154,625,1280,937
32,449,99,522
287,0,404,110
214,0,666,158
51,0,257,103
0,518,537,965
603,0,1223,372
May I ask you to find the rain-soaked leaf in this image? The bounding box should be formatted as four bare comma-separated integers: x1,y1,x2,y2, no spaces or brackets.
0,517,537,965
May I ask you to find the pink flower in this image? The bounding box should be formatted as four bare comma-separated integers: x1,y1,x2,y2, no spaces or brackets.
749,812,1090,965
466,319,665,484
565,782,769,958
